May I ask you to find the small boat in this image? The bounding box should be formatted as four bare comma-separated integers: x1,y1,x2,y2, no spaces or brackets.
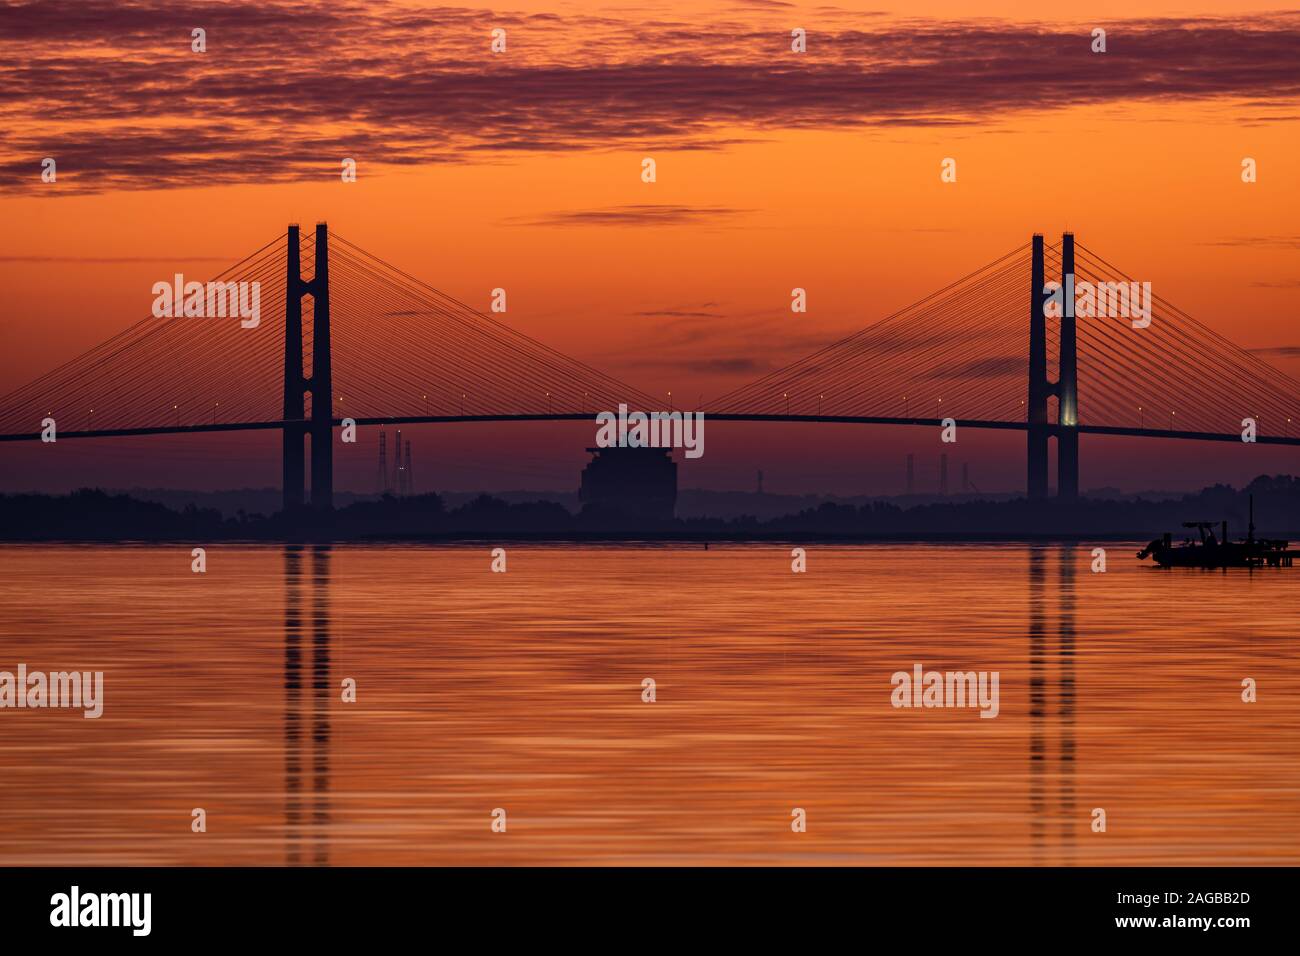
1137,495,1293,568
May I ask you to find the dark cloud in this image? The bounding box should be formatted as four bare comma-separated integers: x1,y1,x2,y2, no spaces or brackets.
928,355,1026,379
1251,345,1300,357
1,2,1297,192
509,205,752,227
629,356,770,375
1203,236,1300,249
0,254,233,263
633,309,728,318
615,308,858,375
684,357,768,374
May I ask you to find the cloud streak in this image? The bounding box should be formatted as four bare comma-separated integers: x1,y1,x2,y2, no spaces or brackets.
0,254,236,263
510,204,752,227
2,2,1299,192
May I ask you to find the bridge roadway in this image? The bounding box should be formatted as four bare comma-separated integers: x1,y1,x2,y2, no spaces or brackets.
3,414,1298,446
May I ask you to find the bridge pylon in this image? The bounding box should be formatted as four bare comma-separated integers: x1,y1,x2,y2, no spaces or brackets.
283,223,333,512
1027,232,1079,500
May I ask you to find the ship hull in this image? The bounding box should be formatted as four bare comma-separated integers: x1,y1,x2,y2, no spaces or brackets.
1143,544,1293,569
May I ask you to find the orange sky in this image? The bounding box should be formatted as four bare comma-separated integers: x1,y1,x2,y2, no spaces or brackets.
1,1,1297,494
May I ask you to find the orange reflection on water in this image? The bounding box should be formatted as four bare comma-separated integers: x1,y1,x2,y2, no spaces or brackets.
0,542,1296,865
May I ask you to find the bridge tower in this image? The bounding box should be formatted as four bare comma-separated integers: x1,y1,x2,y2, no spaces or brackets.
1057,233,1079,499
283,223,333,512
1027,232,1080,500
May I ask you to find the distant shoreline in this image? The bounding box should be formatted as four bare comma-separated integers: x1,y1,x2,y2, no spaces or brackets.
3,531,1298,545
4,478,1297,545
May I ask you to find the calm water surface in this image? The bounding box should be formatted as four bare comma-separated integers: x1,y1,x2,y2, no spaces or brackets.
1,543,1297,865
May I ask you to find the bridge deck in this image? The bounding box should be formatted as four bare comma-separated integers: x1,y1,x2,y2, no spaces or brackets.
3,414,1298,446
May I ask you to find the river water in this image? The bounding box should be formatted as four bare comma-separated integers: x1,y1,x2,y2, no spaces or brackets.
1,542,1296,865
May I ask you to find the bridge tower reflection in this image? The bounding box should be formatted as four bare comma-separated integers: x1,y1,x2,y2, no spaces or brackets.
283,544,332,865
1028,545,1078,864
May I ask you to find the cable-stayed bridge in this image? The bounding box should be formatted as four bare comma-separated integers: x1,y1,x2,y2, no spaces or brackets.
1,225,1296,510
